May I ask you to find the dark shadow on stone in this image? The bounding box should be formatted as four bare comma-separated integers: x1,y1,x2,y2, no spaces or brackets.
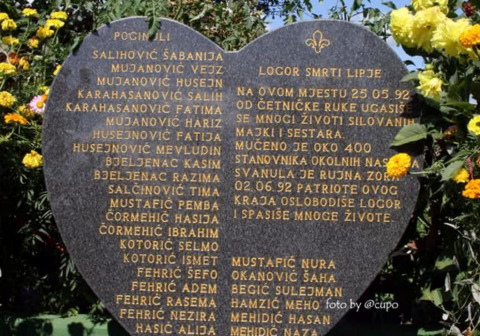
107,320,128,336
68,322,85,336
400,93,422,119
15,319,53,336
330,309,417,335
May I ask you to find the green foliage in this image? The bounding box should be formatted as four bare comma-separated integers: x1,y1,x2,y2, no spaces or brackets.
385,0,480,333
391,124,428,147
328,0,390,39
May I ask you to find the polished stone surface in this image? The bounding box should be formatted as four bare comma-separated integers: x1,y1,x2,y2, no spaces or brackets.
43,17,419,335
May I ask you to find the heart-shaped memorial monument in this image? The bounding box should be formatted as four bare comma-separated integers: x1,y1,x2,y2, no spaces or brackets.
43,17,420,336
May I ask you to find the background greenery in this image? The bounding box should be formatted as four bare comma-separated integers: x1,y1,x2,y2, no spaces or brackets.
1,0,479,335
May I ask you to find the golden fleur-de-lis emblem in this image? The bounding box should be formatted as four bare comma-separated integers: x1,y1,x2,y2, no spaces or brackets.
305,30,331,54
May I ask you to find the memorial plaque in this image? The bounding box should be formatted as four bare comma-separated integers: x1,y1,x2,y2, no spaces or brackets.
43,17,420,335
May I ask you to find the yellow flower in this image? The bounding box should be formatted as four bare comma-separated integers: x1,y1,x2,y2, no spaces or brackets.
23,8,39,18
18,105,35,119
462,179,480,198
28,37,39,48
1,19,17,31
412,0,448,13
46,19,64,29
410,7,446,52
19,57,30,71
468,115,480,135
431,18,475,58
53,65,61,76
390,8,415,48
4,112,27,125
40,86,50,94
453,168,470,183
2,36,19,46
417,70,443,98
460,24,480,48
22,150,43,168
50,11,68,21
0,91,16,107
0,13,9,22
0,62,16,76
386,153,412,178
36,26,54,39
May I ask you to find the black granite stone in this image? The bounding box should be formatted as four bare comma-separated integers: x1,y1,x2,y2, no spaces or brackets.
43,17,419,336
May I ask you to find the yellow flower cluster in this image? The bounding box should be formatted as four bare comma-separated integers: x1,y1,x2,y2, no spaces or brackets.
410,7,446,53
51,11,68,21
390,6,447,53
412,0,448,13
390,1,479,58
386,153,412,178
432,19,476,58
468,115,480,135
35,10,67,39
0,8,70,171
390,8,415,48
36,26,54,39
417,70,443,99
22,150,43,168
462,179,480,198
1,19,16,31
23,8,39,18
0,62,16,76
0,91,15,107
28,37,39,49
2,36,19,46
453,168,470,183
46,19,64,29
4,113,27,125
19,57,30,71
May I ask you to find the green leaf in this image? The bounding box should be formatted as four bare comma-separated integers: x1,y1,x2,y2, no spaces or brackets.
148,24,159,40
382,1,397,8
297,9,304,20
401,71,419,82
423,96,440,109
444,100,476,111
432,289,443,306
70,36,84,52
472,284,480,304
352,0,363,11
391,124,428,147
420,288,434,301
191,7,207,21
435,257,456,271
441,160,464,181
420,288,444,306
